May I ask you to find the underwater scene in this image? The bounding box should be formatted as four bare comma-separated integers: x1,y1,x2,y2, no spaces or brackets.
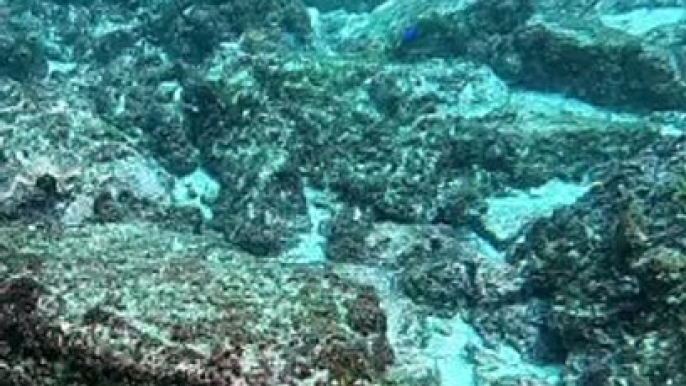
1,0,686,385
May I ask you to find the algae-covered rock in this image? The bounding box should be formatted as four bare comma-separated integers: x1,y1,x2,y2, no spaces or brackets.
0,222,393,385
507,136,686,384
380,0,686,112
508,17,686,111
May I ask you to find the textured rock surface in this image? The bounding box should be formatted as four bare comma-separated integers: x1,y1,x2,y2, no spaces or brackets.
507,136,686,384
508,17,686,111
0,223,393,385
372,0,686,111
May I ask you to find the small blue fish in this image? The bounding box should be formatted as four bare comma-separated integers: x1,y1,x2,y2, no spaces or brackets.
401,25,421,44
